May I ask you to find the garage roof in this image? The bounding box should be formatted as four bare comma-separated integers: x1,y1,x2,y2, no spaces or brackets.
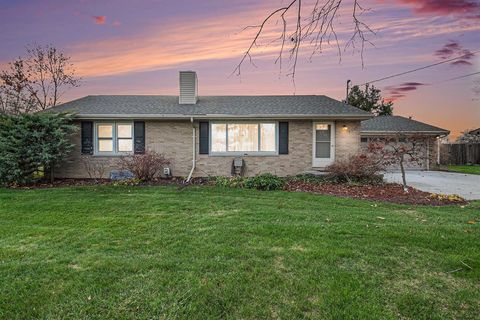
361,116,449,135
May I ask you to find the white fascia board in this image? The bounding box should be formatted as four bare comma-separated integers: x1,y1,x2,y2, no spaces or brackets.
74,114,373,120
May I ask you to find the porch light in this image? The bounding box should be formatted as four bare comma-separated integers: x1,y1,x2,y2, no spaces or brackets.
342,125,348,131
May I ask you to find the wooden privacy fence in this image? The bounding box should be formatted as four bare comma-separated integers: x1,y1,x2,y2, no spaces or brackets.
440,143,480,165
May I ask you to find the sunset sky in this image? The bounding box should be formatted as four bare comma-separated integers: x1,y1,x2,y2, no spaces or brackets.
1,0,479,138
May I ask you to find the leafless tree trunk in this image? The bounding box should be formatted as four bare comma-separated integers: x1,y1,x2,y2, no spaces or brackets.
399,154,407,192
234,0,374,80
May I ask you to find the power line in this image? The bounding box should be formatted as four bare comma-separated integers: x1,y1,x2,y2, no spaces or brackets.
444,71,480,82
357,49,480,86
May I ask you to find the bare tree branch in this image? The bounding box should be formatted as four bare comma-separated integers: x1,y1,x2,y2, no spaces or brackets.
234,0,375,79
0,44,81,114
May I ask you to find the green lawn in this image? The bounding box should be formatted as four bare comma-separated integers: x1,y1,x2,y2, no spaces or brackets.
447,165,480,175
0,186,479,319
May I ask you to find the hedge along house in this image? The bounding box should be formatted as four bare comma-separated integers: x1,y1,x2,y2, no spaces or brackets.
48,71,373,179
360,116,450,170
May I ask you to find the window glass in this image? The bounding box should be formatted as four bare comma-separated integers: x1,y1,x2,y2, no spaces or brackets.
316,124,331,141
98,139,113,152
98,125,113,138
315,124,331,158
260,123,276,151
316,142,330,158
210,123,277,154
118,139,133,152
228,124,259,152
117,124,132,138
211,124,227,152
96,122,133,154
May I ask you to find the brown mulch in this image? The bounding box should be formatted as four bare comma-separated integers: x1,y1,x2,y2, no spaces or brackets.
9,177,467,206
9,177,210,189
284,180,468,206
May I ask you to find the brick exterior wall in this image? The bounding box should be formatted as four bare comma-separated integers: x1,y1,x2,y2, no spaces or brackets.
55,119,362,178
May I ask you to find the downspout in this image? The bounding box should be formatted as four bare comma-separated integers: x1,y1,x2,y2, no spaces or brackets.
186,117,196,183
437,136,440,165
426,138,430,171
436,134,446,166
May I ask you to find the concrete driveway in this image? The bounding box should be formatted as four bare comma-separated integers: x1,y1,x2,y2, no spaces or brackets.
384,171,480,200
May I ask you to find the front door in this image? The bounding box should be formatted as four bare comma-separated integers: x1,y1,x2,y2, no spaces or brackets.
312,122,335,167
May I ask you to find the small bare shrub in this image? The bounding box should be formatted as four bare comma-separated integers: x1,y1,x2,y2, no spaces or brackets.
81,157,107,180
119,151,170,181
326,153,384,184
368,134,428,191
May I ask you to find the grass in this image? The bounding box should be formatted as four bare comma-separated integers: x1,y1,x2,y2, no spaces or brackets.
447,164,480,175
0,185,479,319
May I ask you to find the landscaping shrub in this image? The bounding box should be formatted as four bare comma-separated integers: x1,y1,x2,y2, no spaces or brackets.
210,176,245,188
244,173,285,191
119,151,170,182
210,174,285,191
325,153,384,184
0,113,77,186
290,173,328,184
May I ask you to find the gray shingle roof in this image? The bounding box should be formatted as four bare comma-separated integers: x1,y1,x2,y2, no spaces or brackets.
361,116,449,135
47,95,371,119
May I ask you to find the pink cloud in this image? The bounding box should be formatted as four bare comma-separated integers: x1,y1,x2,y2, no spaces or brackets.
92,16,106,25
434,41,475,66
384,82,426,101
112,20,121,27
396,0,480,20
451,60,473,66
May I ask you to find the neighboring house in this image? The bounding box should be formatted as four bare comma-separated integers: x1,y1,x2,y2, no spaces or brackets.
360,115,450,170
48,71,372,178
468,128,480,136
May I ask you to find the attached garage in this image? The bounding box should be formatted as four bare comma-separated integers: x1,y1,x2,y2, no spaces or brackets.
360,116,450,170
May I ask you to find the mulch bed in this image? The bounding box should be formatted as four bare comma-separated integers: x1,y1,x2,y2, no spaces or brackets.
9,178,467,206
284,180,468,206
8,177,209,189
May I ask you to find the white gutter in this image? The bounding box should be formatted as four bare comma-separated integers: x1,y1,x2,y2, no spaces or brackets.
185,117,196,183
73,114,373,120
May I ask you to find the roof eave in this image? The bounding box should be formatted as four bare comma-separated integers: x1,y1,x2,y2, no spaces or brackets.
361,130,450,136
73,113,373,120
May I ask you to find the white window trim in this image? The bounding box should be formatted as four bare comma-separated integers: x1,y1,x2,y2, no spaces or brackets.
209,121,279,156
94,121,134,156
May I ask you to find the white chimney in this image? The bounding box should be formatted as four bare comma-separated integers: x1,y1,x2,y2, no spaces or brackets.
179,71,198,104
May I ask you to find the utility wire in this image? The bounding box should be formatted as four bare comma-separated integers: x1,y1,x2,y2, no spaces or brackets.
357,49,480,86
443,71,480,82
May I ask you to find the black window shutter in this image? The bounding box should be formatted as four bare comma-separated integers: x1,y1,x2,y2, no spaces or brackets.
199,121,209,154
279,122,289,154
134,121,145,154
81,121,94,155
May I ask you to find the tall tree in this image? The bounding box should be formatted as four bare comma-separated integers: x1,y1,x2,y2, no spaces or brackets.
0,113,77,185
347,84,393,116
0,44,80,115
0,60,37,115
